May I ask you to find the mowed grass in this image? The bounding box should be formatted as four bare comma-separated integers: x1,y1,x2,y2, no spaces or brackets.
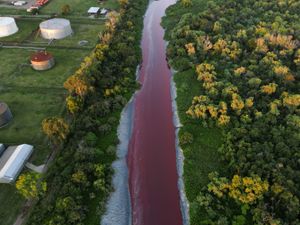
0,184,24,225
0,88,65,145
0,48,91,88
0,23,94,225
0,7,26,16
40,0,119,16
0,88,65,225
0,19,40,42
174,70,225,224
34,22,104,48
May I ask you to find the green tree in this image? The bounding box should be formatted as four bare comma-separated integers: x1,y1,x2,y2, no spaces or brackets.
16,172,47,199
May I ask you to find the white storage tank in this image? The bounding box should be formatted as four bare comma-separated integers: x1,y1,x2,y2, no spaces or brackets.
39,18,73,40
0,17,19,38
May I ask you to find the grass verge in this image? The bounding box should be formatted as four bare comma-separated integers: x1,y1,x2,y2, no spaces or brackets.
174,70,224,224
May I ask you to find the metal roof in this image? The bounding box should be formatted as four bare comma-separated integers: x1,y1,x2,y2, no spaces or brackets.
0,144,33,183
88,7,100,14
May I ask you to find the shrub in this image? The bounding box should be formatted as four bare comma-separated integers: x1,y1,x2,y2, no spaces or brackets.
179,131,194,145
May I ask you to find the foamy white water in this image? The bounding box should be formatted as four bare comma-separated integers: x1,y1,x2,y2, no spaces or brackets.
170,73,190,225
100,96,135,225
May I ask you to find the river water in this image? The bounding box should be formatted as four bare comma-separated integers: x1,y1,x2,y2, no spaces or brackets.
127,0,183,224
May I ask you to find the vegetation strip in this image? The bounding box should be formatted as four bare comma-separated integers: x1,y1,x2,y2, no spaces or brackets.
15,0,149,224
164,0,299,224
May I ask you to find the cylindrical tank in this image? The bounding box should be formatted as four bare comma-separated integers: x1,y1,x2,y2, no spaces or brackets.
39,18,73,40
31,51,55,71
0,17,18,38
0,102,13,128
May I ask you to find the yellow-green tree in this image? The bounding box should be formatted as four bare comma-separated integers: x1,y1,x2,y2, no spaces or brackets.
180,0,192,7
42,117,70,144
16,172,47,200
66,96,83,115
208,173,269,204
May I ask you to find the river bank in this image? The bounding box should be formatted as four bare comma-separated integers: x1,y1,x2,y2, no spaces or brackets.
162,2,224,224
103,0,190,224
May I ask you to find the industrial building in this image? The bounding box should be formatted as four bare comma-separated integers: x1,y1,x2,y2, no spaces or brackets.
0,144,33,183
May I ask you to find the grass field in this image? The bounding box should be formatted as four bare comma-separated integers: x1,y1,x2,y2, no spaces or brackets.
0,48,90,87
0,7,25,16
0,1,111,223
34,22,105,48
0,185,24,225
40,0,119,16
0,19,39,42
0,0,118,16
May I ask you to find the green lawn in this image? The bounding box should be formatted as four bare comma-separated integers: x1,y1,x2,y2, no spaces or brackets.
0,47,88,225
33,22,104,48
0,22,96,225
0,184,24,225
0,7,26,16
40,0,119,16
0,1,107,224
0,88,65,145
0,48,90,88
0,19,40,42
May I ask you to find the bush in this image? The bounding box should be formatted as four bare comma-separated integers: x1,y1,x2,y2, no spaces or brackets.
61,4,71,15
84,132,98,147
179,131,194,145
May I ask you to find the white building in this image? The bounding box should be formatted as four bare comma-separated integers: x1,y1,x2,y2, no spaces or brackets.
40,18,73,40
0,144,33,183
100,8,108,15
13,1,27,6
88,7,100,15
0,17,19,38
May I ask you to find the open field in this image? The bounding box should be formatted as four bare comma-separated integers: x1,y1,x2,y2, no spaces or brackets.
0,0,111,223
0,48,91,87
0,184,24,225
0,0,118,16
0,18,104,48
0,19,39,42
34,22,105,48
40,0,119,16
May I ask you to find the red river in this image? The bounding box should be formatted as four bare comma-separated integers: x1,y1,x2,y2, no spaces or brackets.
127,0,183,224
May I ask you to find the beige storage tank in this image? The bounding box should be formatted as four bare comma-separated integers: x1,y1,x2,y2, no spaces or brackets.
31,51,55,71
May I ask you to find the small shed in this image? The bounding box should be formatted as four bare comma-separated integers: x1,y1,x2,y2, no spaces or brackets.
0,17,19,38
31,51,55,71
0,102,13,128
88,7,100,15
40,18,72,40
13,1,27,6
0,144,34,183
100,8,108,15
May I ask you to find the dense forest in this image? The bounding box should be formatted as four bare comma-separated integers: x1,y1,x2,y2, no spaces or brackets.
21,0,148,224
165,0,300,224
